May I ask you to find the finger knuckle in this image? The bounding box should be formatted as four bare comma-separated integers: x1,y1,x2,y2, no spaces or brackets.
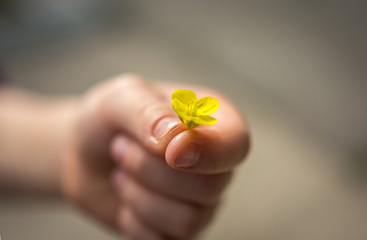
118,73,145,87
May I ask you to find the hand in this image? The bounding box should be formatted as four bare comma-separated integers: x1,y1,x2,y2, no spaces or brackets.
61,74,250,239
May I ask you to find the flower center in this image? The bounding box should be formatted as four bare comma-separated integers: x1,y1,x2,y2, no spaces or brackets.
187,100,197,116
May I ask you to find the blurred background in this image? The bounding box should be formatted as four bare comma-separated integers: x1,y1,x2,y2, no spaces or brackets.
1,0,367,239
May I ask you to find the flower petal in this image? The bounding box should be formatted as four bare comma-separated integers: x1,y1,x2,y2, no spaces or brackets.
172,99,189,120
195,97,219,115
172,89,197,105
192,115,218,125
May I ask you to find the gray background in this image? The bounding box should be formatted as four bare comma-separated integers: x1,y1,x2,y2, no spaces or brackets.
1,1,367,239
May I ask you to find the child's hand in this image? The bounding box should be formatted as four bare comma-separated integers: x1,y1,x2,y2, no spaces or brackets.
61,74,250,239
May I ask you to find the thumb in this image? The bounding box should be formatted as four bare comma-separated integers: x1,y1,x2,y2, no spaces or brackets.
98,74,185,155
161,87,250,174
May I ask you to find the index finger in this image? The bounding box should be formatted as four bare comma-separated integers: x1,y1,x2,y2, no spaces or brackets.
161,85,250,174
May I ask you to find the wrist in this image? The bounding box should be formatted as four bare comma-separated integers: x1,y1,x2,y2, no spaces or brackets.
53,97,80,199
0,89,79,195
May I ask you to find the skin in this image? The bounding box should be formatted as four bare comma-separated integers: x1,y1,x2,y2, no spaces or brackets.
0,74,250,240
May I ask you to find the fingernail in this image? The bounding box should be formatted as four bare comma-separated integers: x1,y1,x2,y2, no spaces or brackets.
112,137,130,161
152,117,181,143
175,143,201,168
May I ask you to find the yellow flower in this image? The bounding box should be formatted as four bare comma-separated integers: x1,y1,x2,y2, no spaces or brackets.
172,89,219,130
